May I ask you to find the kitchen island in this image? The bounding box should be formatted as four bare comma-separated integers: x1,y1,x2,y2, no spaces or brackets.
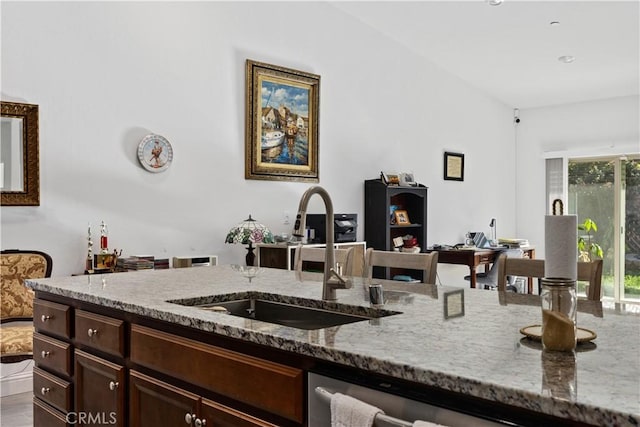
27,265,639,426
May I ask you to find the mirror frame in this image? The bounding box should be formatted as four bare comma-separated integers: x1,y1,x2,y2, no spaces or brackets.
1,101,39,206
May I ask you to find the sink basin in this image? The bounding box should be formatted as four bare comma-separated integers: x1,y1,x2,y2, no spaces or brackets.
168,292,399,330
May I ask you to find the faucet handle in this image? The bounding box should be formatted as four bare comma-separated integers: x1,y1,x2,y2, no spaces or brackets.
328,268,346,284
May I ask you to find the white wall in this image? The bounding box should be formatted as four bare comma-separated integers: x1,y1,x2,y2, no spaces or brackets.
516,95,640,258
1,2,517,283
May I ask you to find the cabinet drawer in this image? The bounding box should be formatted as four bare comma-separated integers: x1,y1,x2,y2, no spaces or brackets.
34,366,72,412
33,397,70,427
480,254,493,264
34,332,72,377
130,325,303,423
75,310,125,357
34,299,71,339
201,398,279,427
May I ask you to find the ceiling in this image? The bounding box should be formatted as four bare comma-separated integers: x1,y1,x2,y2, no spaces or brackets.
331,0,640,109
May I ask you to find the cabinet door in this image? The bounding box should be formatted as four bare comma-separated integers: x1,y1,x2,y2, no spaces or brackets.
257,246,288,269
200,398,278,427
75,350,125,427
129,370,199,427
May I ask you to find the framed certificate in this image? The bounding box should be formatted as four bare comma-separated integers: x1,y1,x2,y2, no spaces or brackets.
444,151,464,181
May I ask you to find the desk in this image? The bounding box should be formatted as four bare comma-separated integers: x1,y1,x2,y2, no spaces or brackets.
426,247,536,291
256,241,366,276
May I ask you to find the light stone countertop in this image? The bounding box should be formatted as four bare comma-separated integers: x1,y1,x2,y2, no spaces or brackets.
26,265,640,426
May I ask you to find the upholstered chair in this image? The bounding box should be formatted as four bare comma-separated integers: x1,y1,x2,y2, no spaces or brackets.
1,249,53,363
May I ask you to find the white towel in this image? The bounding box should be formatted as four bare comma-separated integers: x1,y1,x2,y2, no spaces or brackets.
330,392,383,427
413,421,447,427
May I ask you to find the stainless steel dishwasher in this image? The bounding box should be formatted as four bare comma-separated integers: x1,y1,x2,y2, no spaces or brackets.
308,372,505,427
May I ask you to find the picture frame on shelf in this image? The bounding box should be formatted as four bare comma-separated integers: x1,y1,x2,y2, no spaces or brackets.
399,172,416,187
444,151,464,181
245,59,320,182
381,171,400,185
394,209,411,225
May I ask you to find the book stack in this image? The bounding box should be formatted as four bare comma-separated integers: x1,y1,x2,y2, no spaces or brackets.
498,238,530,248
116,256,155,271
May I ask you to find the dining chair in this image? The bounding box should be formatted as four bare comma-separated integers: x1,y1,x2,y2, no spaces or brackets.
364,248,438,284
496,257,603,301
293,245,356,276
1,249,53,363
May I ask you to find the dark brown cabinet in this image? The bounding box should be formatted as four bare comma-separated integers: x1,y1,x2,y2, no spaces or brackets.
33,296,303,427
364,179,428,279
75,350,125,427
33,299,73,425
130,370,278,427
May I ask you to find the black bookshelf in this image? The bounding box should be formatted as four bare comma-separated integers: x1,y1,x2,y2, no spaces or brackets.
364,179,428,279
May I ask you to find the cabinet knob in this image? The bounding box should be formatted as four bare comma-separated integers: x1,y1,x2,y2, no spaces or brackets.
109,381,119,391
41,350,50,358
87,328,98,337
41,315,51,322
195,418,206,427
40,387,50,395
184,413,195,425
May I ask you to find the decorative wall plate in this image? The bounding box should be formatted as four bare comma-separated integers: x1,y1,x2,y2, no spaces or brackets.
137,134,173,173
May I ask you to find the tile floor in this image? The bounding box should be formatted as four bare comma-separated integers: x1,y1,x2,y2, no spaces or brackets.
1,392,33,427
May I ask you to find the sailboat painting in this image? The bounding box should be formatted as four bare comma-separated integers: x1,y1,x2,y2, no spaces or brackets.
246,60,320,182
259,81,309,165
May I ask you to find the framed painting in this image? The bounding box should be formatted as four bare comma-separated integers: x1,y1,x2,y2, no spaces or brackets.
245,59,320,182
444,151,464,181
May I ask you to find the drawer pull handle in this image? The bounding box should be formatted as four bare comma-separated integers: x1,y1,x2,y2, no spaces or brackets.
195,418,206,427
41,350,51,358
41,315,52,322
87,328,98,337
41,387,51,395
109,381,119,391
184,413,195,425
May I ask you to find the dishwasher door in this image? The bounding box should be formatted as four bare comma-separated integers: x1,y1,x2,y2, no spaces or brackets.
308,372,504,427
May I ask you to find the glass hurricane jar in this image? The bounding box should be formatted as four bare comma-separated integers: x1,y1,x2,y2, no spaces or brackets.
540,278,577,352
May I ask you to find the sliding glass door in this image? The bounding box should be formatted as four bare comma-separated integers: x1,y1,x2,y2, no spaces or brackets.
568,157,640,302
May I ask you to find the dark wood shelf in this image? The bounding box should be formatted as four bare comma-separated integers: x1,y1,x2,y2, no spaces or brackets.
364,179,428,280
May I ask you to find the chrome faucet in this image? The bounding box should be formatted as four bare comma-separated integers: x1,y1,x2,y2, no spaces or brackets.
293,186,351,300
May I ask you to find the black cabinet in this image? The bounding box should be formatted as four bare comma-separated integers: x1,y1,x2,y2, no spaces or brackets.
364,179,428,279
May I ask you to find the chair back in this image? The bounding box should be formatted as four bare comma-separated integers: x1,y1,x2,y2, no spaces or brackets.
1,249,53,364
1,249,53,322
579,259,603,301
364,248,438,284
293,245,355,276
497,257,603,301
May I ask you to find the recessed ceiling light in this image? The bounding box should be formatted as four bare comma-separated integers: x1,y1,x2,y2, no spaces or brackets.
558,55,576,63
550,21,561,26
487,0,503,5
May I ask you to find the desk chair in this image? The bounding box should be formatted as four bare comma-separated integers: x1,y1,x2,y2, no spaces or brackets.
468,249,525,291
293,245,356,276
496,257,603,301
364,248,438,284
1,249,53,363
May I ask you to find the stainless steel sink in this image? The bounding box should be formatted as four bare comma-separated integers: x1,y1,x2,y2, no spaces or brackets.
169,292,399,330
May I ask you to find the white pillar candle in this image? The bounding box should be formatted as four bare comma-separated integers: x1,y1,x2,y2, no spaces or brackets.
544,214,578,280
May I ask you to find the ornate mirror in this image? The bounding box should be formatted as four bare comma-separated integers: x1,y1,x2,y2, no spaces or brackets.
1,101,39,206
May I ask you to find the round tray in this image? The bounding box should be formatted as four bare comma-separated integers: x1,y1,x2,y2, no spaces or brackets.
519,324,597,343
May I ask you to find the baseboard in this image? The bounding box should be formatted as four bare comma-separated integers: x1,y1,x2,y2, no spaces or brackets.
0,361,34,397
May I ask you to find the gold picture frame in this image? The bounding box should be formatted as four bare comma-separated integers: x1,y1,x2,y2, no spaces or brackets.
245,60,320,182
394,209,411,225
1,101,40,206
444,151,464,181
